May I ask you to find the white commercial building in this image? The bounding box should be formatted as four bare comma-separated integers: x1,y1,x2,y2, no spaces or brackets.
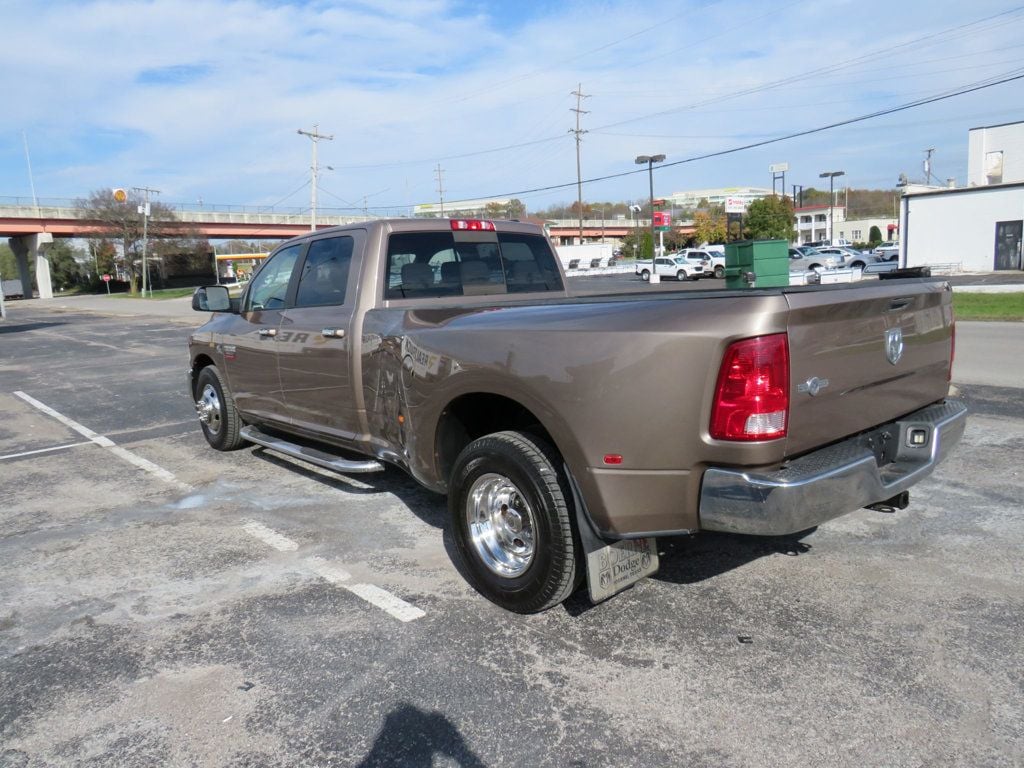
895,121,1024,272
666,186,773,209
834,216,900,245
413,198,512,217
967,121,1024,187
793,204,844,243
900,182,1024,272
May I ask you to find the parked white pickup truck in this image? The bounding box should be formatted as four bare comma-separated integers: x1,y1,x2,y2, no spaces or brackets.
635,255,704,281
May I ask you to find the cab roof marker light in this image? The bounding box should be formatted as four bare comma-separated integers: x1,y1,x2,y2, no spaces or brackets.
451,219,496,232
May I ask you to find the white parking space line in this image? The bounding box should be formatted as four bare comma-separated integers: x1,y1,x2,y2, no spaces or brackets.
345,583,426,623
307,555,353,584
242,523,424,622
13,390,190,491
242,520,299,552
0,441,93,461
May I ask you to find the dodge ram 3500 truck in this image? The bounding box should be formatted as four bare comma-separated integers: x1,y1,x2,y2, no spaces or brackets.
188,218,966,613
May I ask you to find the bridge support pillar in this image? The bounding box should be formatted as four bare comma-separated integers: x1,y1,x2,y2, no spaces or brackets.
8,233,54,299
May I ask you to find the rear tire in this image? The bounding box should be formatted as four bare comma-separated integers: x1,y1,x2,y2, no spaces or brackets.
194,365,245,451
448,431,580,613
714,265,725,279
641,269,651,280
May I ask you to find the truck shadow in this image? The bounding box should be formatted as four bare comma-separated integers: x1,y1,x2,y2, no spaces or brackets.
650,530,815,585
250,448,448,528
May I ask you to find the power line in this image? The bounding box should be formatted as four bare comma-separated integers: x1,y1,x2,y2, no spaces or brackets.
325,7,1024,177
457,67,1024,204
591,6,1024,132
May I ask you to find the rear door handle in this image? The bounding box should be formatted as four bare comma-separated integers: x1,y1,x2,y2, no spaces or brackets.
888,298,911,311
258,328,277,337
321,328,345,339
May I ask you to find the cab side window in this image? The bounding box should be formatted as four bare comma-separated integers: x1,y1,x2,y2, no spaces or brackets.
295,236,354,307
244,244,302,311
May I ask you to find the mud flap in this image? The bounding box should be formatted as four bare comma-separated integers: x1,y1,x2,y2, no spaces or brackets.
565,466,660,604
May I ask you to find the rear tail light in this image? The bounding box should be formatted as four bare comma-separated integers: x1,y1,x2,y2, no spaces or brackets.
450,219,495,231
710,333,790,441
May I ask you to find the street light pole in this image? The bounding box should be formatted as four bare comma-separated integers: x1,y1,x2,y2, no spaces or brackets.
635,154,665,266
819,170,845,244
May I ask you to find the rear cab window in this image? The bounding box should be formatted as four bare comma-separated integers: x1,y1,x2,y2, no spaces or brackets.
385,229,563,300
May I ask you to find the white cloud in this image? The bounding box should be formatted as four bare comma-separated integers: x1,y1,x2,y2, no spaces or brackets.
2,0,1023,211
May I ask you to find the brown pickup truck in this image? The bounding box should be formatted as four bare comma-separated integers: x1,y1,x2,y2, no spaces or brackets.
188,218,966,613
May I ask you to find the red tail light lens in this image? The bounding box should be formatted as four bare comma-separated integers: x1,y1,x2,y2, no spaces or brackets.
450,219,496,231
710,333,790,441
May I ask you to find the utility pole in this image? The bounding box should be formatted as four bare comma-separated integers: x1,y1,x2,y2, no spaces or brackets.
569,84,590,245
923,148,935,186
297,124,334,231
434,164,446,216
133,186,160,297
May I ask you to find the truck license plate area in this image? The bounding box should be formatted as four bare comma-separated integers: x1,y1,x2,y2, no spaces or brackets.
586,538,659,604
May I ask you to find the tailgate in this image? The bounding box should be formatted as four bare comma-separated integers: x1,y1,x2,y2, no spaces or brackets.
784,281,954,457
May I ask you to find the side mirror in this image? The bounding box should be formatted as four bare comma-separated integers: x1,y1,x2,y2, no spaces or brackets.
192,285,232,312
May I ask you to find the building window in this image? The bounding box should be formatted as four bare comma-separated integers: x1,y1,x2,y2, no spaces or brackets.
815,214,826,222
852,230,861,240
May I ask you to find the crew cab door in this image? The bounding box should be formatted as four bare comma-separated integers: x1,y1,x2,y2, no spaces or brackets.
276,232,363,441
654,257,675,276
223,243,303,422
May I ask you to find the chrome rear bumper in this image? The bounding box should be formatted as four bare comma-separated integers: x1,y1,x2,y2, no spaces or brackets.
698,399,967,536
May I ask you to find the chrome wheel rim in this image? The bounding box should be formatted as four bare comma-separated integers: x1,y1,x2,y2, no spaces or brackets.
466,473,536,578
196,383,223,435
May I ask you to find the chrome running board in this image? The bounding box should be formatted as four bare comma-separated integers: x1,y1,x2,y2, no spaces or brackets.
240,426,384,474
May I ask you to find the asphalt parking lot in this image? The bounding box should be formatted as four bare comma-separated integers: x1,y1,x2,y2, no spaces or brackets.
1,300,1022,767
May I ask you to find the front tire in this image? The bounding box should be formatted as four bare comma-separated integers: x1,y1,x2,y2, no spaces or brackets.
448,431,580,613
194,365,245,451
676,270,688,281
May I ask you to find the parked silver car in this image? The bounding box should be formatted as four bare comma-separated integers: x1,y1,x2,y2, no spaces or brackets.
788,247,842,272
816,247,886,270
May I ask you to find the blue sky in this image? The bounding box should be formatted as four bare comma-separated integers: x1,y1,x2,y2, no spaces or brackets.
2,0,1024,215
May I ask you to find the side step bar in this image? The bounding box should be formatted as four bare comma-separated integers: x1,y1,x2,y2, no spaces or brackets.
240,426,385,474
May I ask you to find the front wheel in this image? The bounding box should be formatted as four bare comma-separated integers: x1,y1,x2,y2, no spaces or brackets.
194,365,246,451
448,431,581,613
676,270,688,281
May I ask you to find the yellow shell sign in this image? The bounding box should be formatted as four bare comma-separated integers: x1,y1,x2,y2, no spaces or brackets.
112,188,127,202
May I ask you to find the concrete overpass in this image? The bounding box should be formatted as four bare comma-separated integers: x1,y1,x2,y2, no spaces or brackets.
1,199,697,298
0,199,372,298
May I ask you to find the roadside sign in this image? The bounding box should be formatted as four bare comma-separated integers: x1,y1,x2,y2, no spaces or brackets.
112,188,127,203
102,274,111,282
769,162,789,173
725,197,747,214
652,211,672,229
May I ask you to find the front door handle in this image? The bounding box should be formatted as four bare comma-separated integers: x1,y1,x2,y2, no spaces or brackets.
321,328,346,339
258,328,277,337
